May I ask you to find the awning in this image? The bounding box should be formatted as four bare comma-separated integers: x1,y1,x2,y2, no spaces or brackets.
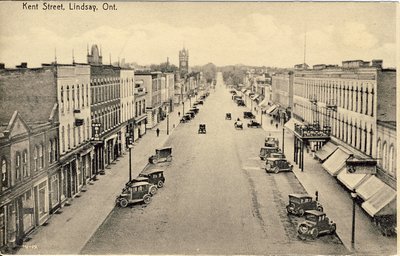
337,166,371,191
322,147,352,176
356,175,386,201
258,99,269,108
284,118,303,133
266,105,277,114
315,142,338,161
362,185,396,217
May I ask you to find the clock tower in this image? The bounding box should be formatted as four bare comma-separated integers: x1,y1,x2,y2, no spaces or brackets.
179,48,189,77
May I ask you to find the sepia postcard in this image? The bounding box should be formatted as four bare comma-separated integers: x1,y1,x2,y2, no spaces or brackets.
0,1,398,255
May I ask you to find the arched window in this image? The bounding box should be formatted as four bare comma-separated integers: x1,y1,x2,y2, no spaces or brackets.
388,144,395,176
15,152,21,181
1,158,8,190
23,150,28,177
72,85,75,109
376,139,381,166
382,142,388,170
66,86,70,111
77,85,80,108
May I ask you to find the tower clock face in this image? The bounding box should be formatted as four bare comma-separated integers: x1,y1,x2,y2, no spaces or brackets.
181,61,187,66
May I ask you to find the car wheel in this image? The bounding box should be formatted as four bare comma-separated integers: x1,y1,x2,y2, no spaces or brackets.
150,186,158,196
286,206,292,214
166,155,172,162
330,224,336,234
266,163,272,171
310,228,319,239
298,209,305,216
317,206,323,212
119,198,128,208
157,180,164,188
298,223,309,234
143,194,151,204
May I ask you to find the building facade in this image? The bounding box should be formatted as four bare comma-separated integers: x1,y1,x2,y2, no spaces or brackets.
119,69,135,152
179,48,189,78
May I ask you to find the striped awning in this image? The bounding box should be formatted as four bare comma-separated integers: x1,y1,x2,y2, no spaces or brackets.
362,185,396,217
315,142,338,161
356,175,386,201
258,99,269,108
322,147,352,176
337,166,371,191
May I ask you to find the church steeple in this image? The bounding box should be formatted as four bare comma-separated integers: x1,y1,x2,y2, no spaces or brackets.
179,47,189,78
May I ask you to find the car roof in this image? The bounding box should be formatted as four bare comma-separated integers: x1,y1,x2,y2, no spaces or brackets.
305,210,326,216
127,181,150,187
289,193,312,199
142,169,164,175
157,146,172,150
261,146,279,150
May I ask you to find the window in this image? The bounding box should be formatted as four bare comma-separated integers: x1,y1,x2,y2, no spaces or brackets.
53,139,58,161
1,159,8,190
61,126,65,152
72,85,75,108
82,84,85,107
382,142,388,170
49,140,53,163
67,124,71,149
34,146,38,171
86,84,89,106
23,150,28,177
66,86,70,111
15,152,21,181
73,125,76,147
389,145,395,176
38,181,47,218
77,85,80,108
39,144,44,169
87,118,90,139
60,86,64,113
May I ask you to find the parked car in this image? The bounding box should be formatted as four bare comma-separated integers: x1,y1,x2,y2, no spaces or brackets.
265,158,293,173
139,169,166,188
148,147,173,164
187,111,196,118
226,113,232,120
248,120,261,128
126,178,157,195
259,146,281,160
234,120,243,129
190,107,199,114
243,111,255,119
198,124,206,134
297,210,336,239
286,194,324,216
265,136,279,147
237,100,245,107
180,114,191,123
115,181,153,207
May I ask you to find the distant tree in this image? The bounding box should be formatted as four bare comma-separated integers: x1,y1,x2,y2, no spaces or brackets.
150,62,178,73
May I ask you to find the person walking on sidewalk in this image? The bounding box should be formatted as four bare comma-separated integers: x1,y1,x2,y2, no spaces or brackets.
275,123,278,129
178,111,181,117
156,128,160,137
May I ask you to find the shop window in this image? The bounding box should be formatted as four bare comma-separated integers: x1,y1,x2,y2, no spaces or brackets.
50,174,59,208
22,190,34,233
1,159,8,190
38,181,47,219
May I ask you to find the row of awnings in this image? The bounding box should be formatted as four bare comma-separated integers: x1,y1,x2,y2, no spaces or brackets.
315,140,397,218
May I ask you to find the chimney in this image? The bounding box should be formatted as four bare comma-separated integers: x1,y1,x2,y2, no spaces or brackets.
371,59,383,68
16,62,27,68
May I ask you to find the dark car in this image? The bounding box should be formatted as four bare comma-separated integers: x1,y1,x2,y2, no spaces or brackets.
297,210,336,239
187,111,196,118
180,114,191,123
259,146,281,160
237,100,246,107
234,120,243,129
126,178,157,196
226,113,232,120
286,194,324,216
247,120,261,128
139,169,166,188
115,182,154,207
148,147,172,164
190,107,199,114
243,111,255,119
265,158,293,173
198,124,206,134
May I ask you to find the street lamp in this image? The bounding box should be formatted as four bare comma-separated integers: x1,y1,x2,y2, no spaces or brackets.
128,137,134,181
351,190,357,248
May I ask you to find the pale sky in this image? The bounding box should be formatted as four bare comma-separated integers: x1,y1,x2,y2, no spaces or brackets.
0,2,397,68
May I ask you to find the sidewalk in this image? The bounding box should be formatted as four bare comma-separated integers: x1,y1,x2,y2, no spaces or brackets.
17,104,184,255
242,94,396,255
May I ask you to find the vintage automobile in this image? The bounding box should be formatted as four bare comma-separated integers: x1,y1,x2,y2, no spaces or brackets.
139,169,166,188
190,107,199,114
286,194,324,216
180,114,191,123
265,157,293,173
115,181,153,207
247,120,262,128
198,124,206,134
234,120,243,130
259,146,281,160
237,100,246,107
148,147,173,164
265,136,279,147
187,111,196,118
226,113,232,120
297,210,336,239
243,111,256,119
126,178,157,195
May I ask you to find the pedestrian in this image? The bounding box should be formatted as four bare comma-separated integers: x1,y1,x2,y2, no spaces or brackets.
178,111,181,117
275,123,278,129
156,128,160,137
270,119,273,125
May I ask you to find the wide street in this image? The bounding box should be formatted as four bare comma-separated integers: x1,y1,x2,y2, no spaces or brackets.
81,75,348,255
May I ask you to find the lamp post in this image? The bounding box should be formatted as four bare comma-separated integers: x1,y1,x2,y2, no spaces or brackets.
128,138,133,181
351,190,357,248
